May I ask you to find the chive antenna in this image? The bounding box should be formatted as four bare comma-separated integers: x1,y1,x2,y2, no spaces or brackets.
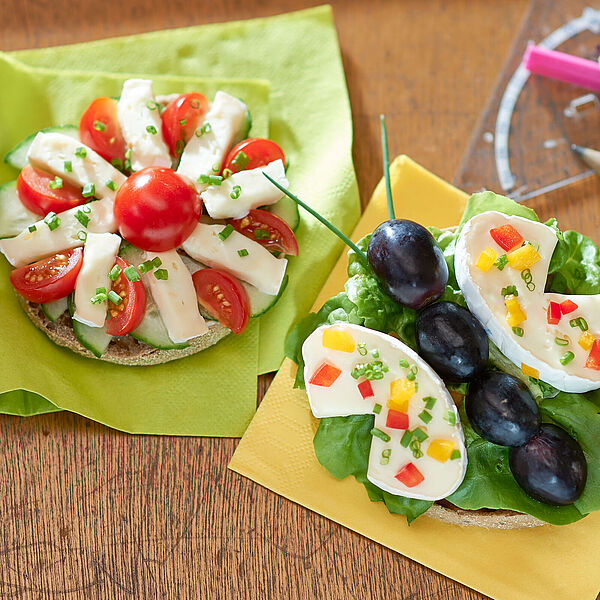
380,114,395,220
262,173,369,268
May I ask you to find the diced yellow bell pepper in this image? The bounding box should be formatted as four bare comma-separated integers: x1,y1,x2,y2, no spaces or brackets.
427,439,455,463
388,378,416,412
322,328,356,353
507,243,541,270
504,294,526,327
521,363,539,379
476,247,498,272
579,331,595,351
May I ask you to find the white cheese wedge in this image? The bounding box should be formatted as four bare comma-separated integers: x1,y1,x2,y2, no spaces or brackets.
181,223,287,295
117,79,171,171
201,160,287,219
302,324,466,501
73,232,121,327
455,211,600,393
177,91,247,190
141,249,207,343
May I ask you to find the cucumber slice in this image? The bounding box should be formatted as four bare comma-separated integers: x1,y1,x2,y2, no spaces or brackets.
42,297,68,322
67,294,113,358
267,195,300,231
4,125,79,170
0,181,38,238
242,275,288,318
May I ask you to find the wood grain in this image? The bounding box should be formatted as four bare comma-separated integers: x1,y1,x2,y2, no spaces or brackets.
0,1,563,598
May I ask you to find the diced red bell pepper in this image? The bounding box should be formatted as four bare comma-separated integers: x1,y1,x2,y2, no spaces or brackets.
395,463,425,488
585,340,600,371
309,362,341,387
357,379,374,399
560,299,579,315
386,409,409,429
547,301,561,325
489,224,524,252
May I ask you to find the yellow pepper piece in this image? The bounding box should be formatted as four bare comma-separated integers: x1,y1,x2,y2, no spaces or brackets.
578,331,595,351
507,244,541,270
427,439,455,463
322,328,356,353
476,247,498,272
521,363,539,379
504,294,526,327
388,378,416,412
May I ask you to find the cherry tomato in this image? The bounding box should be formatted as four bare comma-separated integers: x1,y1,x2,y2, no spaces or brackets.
222,138,286,174
113,167,202,252
10,248,83,304
161,92,209,157
230,209,298,256
192,268,250,335
79,97,126,164
17,165,87,216
105,257,147,336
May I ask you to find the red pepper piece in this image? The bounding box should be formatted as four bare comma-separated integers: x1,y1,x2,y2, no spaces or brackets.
386,409,409,429
547,301,561,325
357,379,374,399
560,299,579,315
585,340,600,371
489,224,524,252
309,362,341,387
395,463,425,488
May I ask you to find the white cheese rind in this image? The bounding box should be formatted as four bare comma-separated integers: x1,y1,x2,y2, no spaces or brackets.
73,232,121,328
201,160,287,219
181,223,287,295
455,211,600,393
117,79,171,171
142,249,208,343
177,91,247,191
302,324,467,501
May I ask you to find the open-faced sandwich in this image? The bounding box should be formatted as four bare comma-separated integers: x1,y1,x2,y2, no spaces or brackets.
0,79,298,365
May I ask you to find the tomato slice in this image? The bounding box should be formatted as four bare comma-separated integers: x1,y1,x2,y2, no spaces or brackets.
161,92,209,157
79,97,126,164
222,138,286,174
10,248,83,304
229,209,298,256
105,257,147,336
192,268,250,335
17,165,87,216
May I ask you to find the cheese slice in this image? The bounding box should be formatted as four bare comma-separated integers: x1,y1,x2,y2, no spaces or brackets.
73,232,121,328
117,79,171,171
177,91,247,190
141,249,208,343
303,324,467,501
181,223,287,295
201,160,287,219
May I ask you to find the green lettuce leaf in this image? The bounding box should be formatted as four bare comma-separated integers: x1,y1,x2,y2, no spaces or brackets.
458,191,539,231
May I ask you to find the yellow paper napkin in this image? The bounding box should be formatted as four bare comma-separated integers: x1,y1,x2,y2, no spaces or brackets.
229,155,600,600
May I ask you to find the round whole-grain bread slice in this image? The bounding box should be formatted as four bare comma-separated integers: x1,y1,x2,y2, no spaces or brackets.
426,501,544,529
19,296,230,366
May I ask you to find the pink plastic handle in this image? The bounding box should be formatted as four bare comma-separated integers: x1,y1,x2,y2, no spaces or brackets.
523,44,600,93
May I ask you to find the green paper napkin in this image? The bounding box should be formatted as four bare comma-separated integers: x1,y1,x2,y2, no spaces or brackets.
0,53,270,436
12,4,361,375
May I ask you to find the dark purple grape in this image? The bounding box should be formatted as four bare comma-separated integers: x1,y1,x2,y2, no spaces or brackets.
466,371,540,447
416,301,488,381
509,423,587,506
367,220,448,310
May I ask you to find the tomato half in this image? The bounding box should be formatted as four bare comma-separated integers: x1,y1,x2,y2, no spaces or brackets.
222,138,286,174
113,167,202,252
105,257,147,336
192,268,250,335
161,92,209,157
10,248,83,304
230,209,298,256
79,97,126,164
17,165,87,216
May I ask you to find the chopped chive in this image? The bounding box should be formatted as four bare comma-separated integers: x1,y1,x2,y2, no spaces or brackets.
494,255,508,270
380,456,390,465
174,140,184,156
254,229,270,240
560,351,575,366
202,122,212,134
77,230,87,242
230,185,242,200
82,205,92,214
413,428,428,443
423,396,436,409
211,162,220,173
123,266,140,282
179,118,187,126
64,160,72,172
445,411,456,426
96,287,106,295
399,359,409,368
43,212,60,231
357,343,367,356
109,265,121,281
237,248,249,257
373,403,382,414
382,449,391,458
90,292,107,304
400,430,413,448
75,210,90,228
501,285,518,297
154,268,169,280
28,224,37,233
231,150,250,171
75,147,87,158
150,257,161,268
554,337,569,346
218,224,234,241
146,100,160,110
512,326,524,337
222,168,233,179
197,174,223,186
195,128,204,138
106,179,117,191
409,439,423,459
137,260,154,274
48,176,63,189
406,370,416,381
579,317,588,331
371,349,380,359
190,99,201,109
450,449,461,460
418,410,432,424
146,125,157,135
108,290,122,305
93,120,106,132
111,158,123,170
82,183,95,198
370,428,391,443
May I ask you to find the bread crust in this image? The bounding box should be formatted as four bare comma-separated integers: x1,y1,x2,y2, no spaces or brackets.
18,296,231,366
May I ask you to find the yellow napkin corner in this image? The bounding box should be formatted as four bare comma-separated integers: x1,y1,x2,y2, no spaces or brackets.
229,156,600,600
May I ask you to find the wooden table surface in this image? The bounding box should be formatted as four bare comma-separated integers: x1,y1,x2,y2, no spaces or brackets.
0,0,563,598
